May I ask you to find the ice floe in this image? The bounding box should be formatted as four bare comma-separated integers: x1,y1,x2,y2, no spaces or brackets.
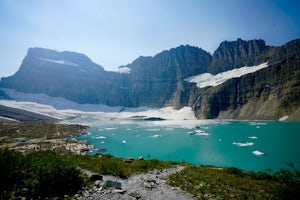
92,136,107,139
232,142,254,147
249,122,267,126
149,134,162,138
188,130,210,136
252,150,264,156
279,115,289,121
248,136,258,139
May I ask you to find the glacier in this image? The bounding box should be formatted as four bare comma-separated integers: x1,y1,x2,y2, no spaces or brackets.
185,62,268,88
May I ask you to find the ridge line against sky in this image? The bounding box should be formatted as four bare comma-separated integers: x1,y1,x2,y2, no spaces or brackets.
0,0,300,78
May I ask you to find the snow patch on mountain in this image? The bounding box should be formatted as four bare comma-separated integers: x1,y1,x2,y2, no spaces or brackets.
115,67,131,74
39,58,79,67
185,62,268,88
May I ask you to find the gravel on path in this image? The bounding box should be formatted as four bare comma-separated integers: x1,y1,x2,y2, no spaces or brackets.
74,165,196,200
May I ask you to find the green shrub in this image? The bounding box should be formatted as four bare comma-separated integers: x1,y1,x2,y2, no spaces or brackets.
0,148,25,199
25,151,83,198
226,167,244,177
0,149,83,199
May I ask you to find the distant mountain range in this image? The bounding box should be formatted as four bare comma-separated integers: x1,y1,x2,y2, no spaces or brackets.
1,38,299,120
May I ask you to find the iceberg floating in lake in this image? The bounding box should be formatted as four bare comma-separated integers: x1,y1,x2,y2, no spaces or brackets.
92,136,107,139
253,150,264,156
248,136,258,139
249,122,267,126
188,130,209,136
149,134,162,138
232,142,254,147
279,115,289,121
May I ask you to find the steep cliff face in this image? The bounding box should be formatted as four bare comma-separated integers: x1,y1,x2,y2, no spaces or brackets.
208,39,270,74
124,45,212,107
190,39,300,120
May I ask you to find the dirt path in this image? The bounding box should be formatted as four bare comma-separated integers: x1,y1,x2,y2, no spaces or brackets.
75,166,195,200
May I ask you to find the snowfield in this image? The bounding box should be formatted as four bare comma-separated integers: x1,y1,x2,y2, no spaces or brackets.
185,62,268,88
0,88,211,128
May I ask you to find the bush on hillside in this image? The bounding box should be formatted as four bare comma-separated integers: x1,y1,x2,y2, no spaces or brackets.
0,149,83,199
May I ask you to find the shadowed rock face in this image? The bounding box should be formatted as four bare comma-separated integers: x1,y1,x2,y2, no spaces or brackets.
190,39,300,120
208,38,270,74
123,45,212,107
0,39,299,120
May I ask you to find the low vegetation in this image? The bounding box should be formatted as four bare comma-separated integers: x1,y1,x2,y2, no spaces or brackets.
0,149,83,199
0,148,176,199
168,166,300,200
67,153,176,179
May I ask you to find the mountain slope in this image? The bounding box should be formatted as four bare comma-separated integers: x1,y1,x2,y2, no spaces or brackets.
0,39,299,120
189,39,300,120
122,45,212,107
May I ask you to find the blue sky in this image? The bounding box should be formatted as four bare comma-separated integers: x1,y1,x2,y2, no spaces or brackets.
0,0,299,77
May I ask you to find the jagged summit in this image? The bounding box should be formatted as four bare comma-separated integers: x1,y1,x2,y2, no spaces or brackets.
209,39,269,74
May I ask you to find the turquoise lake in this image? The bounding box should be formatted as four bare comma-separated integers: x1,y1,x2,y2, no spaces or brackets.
77,120,300,172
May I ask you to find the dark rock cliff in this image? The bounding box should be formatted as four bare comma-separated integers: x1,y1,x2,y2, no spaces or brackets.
208,38,270,74
190,39,300,120
123,45,212,107
0,48,109,104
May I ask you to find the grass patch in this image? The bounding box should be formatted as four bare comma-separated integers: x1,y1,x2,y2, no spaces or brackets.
168,166,300,200
65,153,177,178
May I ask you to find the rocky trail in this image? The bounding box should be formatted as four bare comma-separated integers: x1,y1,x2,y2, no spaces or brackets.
75,166,195,200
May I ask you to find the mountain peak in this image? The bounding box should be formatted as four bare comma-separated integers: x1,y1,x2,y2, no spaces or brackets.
209,38,269,74
25,47,104,71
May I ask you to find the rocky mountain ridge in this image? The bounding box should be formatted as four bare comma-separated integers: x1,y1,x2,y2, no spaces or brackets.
1,38,299,120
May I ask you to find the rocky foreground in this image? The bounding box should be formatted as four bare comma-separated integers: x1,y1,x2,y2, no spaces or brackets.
74,166,195,200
